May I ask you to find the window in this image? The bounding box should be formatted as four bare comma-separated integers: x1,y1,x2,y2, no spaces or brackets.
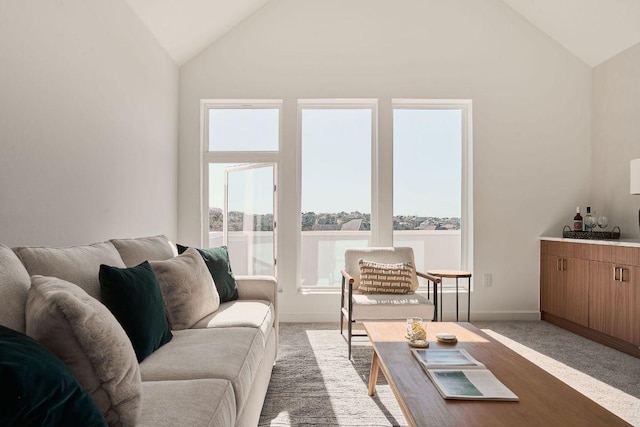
202,100,281,277
298,101,376,289
392,100,473,276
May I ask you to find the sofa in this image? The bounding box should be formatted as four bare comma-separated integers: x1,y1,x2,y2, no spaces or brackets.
0,235,278,427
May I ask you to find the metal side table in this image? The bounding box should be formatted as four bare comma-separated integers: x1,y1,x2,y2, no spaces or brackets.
427,269,472,322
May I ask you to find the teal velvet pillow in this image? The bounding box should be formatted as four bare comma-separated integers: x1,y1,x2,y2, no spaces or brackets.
0,325,106,427
177,244,239,303
99,261,173,362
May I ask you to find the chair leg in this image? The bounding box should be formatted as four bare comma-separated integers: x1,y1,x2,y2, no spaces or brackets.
347,317,352,360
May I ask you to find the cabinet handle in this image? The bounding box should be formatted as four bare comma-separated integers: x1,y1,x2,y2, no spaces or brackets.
557,258,562,271
613,267,620,281
620,268,628,283
563,259,567,271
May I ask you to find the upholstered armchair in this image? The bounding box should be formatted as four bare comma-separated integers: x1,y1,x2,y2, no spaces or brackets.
340,247,440,359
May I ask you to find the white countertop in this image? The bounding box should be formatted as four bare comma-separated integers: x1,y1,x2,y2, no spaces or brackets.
540,236,640,248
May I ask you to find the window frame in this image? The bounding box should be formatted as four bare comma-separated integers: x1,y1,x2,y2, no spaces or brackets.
296,99,379,292
201,99,283,279
391,99,474,276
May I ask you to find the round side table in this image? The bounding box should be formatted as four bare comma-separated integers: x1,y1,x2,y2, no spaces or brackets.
427,270,472,322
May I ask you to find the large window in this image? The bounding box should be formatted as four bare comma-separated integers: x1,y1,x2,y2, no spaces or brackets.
202,100,281,277
201,99,472,293
298,101,375,289
393,105,465,274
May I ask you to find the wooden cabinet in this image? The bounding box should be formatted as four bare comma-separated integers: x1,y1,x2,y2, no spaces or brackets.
540,242,588,327
540,240,640,357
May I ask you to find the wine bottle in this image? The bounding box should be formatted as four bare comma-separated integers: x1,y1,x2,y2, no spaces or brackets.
584,206,594,232
573,207,583,231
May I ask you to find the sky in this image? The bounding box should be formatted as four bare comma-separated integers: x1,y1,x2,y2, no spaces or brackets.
208,107,462,218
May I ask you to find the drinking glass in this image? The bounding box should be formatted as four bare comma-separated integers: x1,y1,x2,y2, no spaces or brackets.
406,317,423,340
597,216,608,230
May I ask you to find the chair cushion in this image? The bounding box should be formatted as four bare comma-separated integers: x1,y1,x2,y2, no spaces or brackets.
139,379,235,427
0,244,31,333
344,247,419,291
176,244,239,303
351,292,434,320
110,235,177,268
149,248,220,330
15,242,126,300
358,259,414,294
139,327,264,417
26,276,142,426
192,300,274,346
0,325,106,427
99,262,173,362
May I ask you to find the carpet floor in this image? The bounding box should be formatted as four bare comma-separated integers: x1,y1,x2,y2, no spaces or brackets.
258,321,640,427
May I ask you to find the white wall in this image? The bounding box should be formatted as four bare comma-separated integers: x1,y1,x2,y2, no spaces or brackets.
0,0,178,247
591,42,640,239
178,0,592,321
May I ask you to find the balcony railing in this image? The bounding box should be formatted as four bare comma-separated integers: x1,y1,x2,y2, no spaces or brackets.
209,230,461,289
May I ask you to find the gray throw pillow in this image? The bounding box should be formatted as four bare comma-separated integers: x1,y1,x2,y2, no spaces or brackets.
150,248,220,330
26,276,142,427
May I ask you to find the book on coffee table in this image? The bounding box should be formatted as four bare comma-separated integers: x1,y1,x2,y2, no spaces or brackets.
411,349,519,401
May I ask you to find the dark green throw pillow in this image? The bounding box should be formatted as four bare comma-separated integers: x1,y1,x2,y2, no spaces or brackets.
0,325,106,427
177,244,239,303
99,261,172,362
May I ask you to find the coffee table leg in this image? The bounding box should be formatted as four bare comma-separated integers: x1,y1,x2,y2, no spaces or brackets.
368,350,380,396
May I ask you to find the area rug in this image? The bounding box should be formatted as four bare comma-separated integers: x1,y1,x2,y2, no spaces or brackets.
259,322,640,426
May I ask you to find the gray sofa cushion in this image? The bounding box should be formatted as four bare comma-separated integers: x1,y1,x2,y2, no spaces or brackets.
139,327,264,417
15,242,125,300
192,300,274,346
139,379,236,427
0,244,31,332
110,235,177,268
149,248,220,330
26,276,142,427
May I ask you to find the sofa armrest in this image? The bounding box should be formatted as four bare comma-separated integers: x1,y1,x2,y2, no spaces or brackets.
235,275,277,306
235,275,279,354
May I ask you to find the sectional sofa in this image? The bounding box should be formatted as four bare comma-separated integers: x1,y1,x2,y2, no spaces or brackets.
0,235,278,426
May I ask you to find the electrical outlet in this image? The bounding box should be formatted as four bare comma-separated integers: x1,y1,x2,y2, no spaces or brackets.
483,273,492,287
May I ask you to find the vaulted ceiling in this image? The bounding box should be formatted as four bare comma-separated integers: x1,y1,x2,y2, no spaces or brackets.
125,0,640,67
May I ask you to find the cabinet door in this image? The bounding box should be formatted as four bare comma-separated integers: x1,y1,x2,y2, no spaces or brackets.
541,254,564,317
564,257,589,327
589,261,632,342
628,266,640,346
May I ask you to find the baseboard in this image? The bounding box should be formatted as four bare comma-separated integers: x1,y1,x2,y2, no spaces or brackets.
279,311,541,323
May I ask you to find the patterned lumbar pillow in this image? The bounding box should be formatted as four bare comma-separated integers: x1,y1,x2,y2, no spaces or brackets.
26,276,142,427
358,259,414,294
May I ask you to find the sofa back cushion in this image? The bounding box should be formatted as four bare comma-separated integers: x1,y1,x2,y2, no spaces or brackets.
15,242,125,301
110,235,177,268
0,244,32,333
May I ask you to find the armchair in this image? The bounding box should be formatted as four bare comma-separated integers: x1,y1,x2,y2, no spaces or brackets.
340,247,440,359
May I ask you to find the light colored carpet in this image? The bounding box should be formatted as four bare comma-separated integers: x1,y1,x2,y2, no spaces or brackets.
259,321,640,427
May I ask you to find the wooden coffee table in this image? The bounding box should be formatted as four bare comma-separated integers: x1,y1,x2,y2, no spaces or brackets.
363,321,631,427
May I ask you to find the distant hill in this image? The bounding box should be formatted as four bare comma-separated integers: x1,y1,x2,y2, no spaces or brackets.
209,208,460,232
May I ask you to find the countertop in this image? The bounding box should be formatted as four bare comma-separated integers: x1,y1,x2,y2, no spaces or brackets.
539,236,640,248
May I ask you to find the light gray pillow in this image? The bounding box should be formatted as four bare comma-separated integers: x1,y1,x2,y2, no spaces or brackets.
26,275,142,427
110,235,177,267
0,243,31,333
150,248,220,330
15,241,126,300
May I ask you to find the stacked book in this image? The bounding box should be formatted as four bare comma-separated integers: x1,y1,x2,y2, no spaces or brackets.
411,349,519,401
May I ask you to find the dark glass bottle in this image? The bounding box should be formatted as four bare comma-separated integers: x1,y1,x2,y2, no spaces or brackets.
573,207,583,232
